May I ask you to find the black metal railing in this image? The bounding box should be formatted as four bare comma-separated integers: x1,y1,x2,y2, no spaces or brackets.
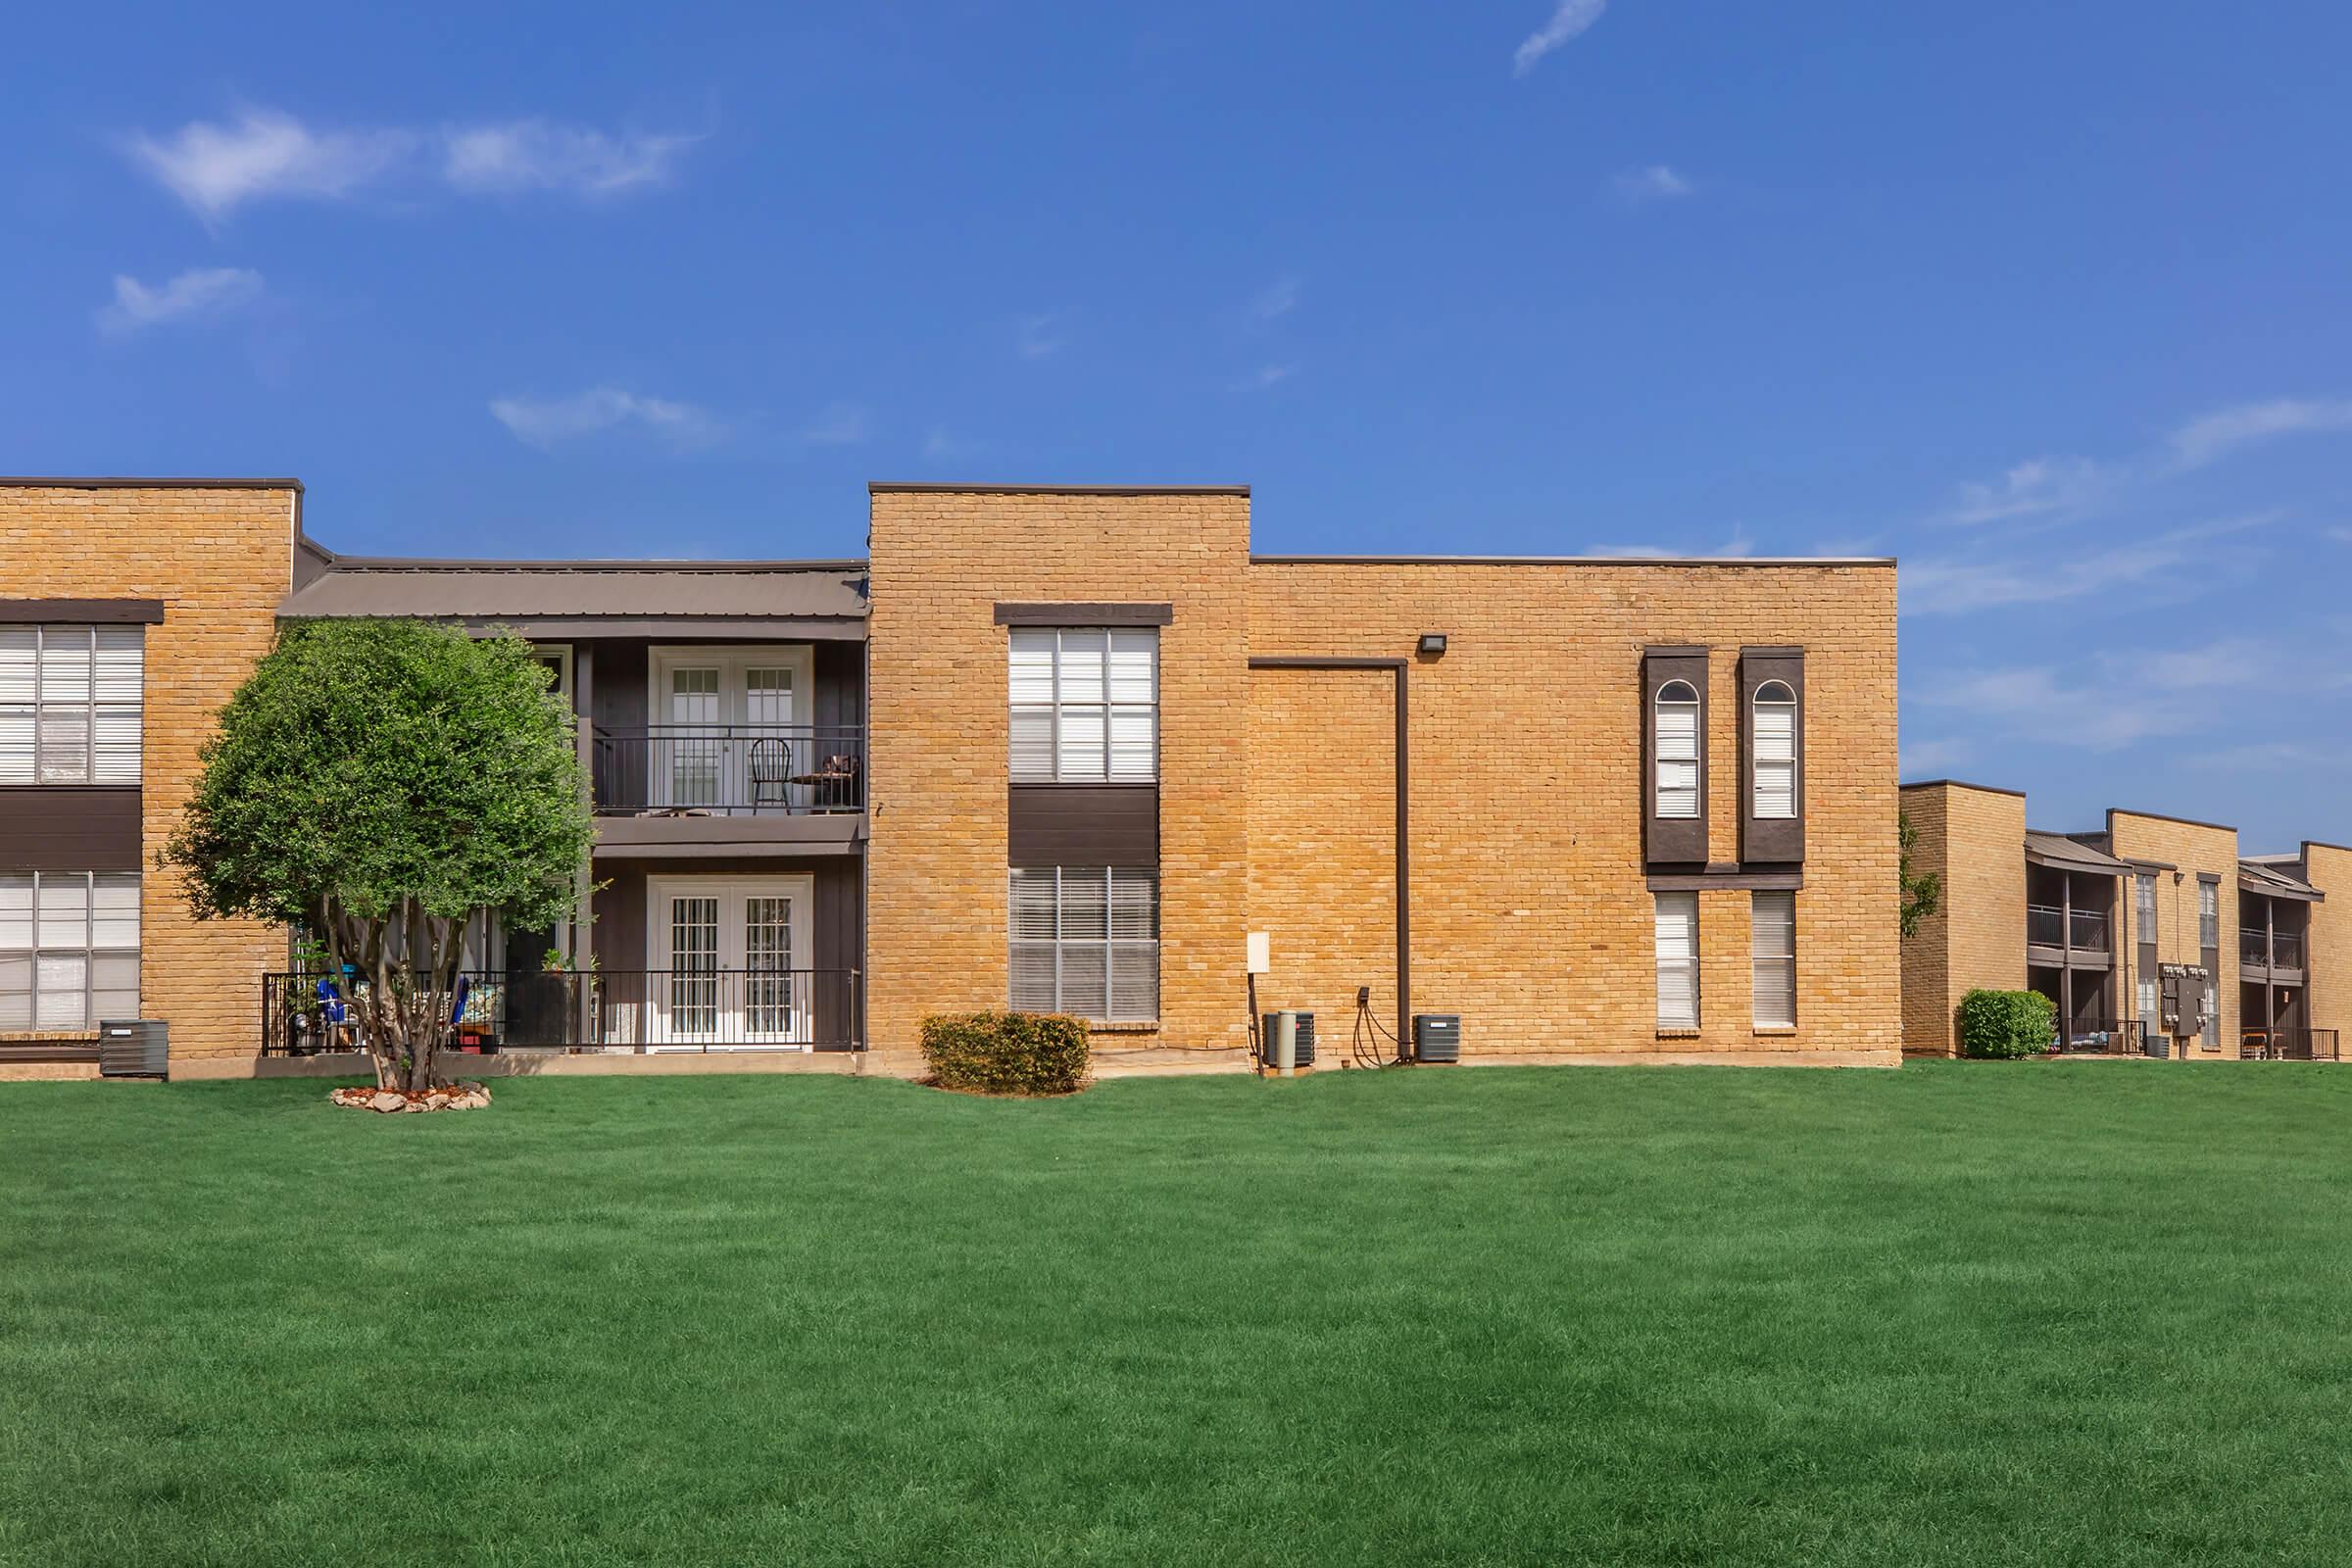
2028,906,2110,953
2240,1027,2340,1061
2240,928,2303,970
264,968,863,1055
589,724,864,815
2050,1018,2148,1056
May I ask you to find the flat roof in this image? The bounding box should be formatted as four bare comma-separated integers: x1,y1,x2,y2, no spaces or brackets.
869,481,1250,496
1255,553,1894,567
0,475,304,490
1899,778,2028,799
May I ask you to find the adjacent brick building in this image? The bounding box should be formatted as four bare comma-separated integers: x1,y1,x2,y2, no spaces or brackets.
1899,780,2348,1058
5,476,1903,1077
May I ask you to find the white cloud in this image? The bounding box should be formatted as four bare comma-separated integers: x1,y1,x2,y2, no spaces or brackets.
921,427,984,463
1614,165,1691,201
442,120,698,195
800,402,869,446
1016,312,1066,360
1514,0,1607,75
1250,363,1298,388
124,107,696,220
1916,637,2281,753
489,387,723,451
1901,515,2269,615
95,267,262,335
1584,524,1757,558
2168,398,2352,469
1936,455,2115,527
124,110,413,221
2327,525,2352,546
1898,736,1975,777
1250,277,1301,320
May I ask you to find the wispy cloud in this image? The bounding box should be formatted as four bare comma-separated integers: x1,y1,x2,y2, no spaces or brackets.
1614,165,1692,201
125,110,413,222
442,120,699,196
2327,525,2352,546
921,427,985,463
1585,524,1757,558
124,107,697,220
1916,637,2279,753
1250,363,1298,389
1901,514,2270,615
489,387,723,451
1936,455,2115,527
1250,277,1301,320
95,267,262,335
2168,398,2352,469
1016,312,1067,361
1513,0,1607,76
1899,736,1975,777
799,402,869,446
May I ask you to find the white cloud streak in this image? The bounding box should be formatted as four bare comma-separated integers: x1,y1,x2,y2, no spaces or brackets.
489,388,723,451
1250,277,1301,320
800,403,869,446
95,267,262,335
1901,515,2269,615
1016,313,1066,360
125,107,696,220
1614,165,1691,201
2168,398,2352,469
1917,637,2279,753
1514,0,1607,75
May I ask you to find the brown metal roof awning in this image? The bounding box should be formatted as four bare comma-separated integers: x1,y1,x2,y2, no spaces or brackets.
2240,859,2325,903
278,559,870,640
2024,830,2133,876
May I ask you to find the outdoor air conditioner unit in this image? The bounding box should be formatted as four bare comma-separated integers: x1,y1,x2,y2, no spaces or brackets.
1261,1011,1315,1067
1412,1014,1461,1063
98,1019,168,1078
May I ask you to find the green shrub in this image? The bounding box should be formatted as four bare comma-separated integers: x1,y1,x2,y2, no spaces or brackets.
920,1011,1091,1096
1956,988,2058,1059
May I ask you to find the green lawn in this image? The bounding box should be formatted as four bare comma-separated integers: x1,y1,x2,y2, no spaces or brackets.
5,1063,2351,1566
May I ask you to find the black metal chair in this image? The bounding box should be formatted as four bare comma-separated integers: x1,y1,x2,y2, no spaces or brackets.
748,737,792,810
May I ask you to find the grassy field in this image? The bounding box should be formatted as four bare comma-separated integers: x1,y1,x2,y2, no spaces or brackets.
4,1062,2351,1566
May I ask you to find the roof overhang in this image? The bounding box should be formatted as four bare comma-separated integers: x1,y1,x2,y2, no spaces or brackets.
2025,831,2133,876
2240,862,2324,903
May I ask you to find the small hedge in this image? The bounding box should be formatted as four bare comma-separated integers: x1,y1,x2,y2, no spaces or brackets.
1957,988,2058,1059
920,1011,1092,1096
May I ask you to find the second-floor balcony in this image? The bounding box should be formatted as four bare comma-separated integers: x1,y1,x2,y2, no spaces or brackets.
590,724,864,816
2028,905,2109,955
2241,927,2304,971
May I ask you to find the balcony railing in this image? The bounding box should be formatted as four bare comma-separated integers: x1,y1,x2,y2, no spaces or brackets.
2240,1027,2340,1061
2240,928,2304,970
264,968,863,1055
2050,1019,2150,1056
590,724,864,816
2028,905,2109,953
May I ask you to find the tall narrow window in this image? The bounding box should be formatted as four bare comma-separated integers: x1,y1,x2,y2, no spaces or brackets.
1653,681,1700,820
1653,892,1698,1030
0,871,139,1031
2198,881,2219,950
2135,873,2156,942
1008,628,1158,783
1009,866,1158,1022
1751,892,1797,1028
2201,980,2218,1052
1750,681,1797,819
0,625,142,786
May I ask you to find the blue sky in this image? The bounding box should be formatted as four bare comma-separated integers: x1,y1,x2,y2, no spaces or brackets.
5,2,2349,847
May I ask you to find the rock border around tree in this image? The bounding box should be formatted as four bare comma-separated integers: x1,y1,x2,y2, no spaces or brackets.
329,1082,493,1113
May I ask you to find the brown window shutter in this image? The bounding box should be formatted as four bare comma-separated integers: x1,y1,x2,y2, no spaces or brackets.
1642,648,1709,865
1739,647,1805,865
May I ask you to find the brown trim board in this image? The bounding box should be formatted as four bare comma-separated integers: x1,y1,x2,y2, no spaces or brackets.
994,602,1174,627
0,788,142,869
0,599,165,624
1249,656,1410,1050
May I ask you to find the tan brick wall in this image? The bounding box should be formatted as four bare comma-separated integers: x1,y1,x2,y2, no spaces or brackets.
2107,810,2237,1058
2302,842,2352,1051
1897,782,2026,1054
864,489,1254,1066
0,483,296,1064
1247,561,1900,1060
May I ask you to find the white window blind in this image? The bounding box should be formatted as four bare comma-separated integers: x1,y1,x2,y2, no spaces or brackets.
1654,892,1698,1030
1751,681,1796,819
0,625,142,786
0,870,139,1031
1751,892,1796,1028
1008,866,1158,1021
1008,628,1157,783
1654,681,1699,820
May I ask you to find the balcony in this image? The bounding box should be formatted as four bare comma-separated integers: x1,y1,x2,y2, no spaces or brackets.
2240,1027,2339,1061
2241,928,2303,972
590,724,864,816
265,968,864,1055
2028,905,2109,955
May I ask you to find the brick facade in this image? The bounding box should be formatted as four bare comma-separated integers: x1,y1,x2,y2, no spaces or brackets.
0,482,297,1066
1897,782,2028,1054
2303,843,2352,1047
2106,810,2237,1058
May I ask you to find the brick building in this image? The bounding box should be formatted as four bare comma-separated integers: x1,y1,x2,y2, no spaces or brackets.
1899,780,2349,1058
4,477,1901,1078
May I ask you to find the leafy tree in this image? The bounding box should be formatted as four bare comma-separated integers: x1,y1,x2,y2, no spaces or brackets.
163,619,592,1093
1898,809,1942,940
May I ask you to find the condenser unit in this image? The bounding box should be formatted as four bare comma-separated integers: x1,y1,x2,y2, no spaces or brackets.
1261,1011,1316,1067
1412,1014,1461,1063
98,1019,168,1078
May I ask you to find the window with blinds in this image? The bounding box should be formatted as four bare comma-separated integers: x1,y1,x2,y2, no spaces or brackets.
1008,628,1157,783
2197,881,2219,950
0,871,140,1031
2135,873,2155,941
1751,891,1796,1028
0,625,143,785
1750,681,1797,818
1653,681,1700,820
1654,892,1698,1030
1009,866,1158,1021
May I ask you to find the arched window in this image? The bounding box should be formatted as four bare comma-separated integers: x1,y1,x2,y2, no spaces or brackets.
1751,679,1797,819
1654,680,1699,819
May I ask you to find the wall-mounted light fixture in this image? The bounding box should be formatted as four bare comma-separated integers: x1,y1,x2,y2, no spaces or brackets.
1417,632,1448,657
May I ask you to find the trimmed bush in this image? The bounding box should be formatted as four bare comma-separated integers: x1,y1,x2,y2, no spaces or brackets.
920,1011,1092,1096
1957,988,2058,1059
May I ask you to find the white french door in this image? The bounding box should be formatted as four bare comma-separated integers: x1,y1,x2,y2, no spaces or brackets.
646,875,814,1050
650,647,812,811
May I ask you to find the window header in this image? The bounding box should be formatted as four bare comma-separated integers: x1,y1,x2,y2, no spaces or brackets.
994,602,1173,627
0,599,164,624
